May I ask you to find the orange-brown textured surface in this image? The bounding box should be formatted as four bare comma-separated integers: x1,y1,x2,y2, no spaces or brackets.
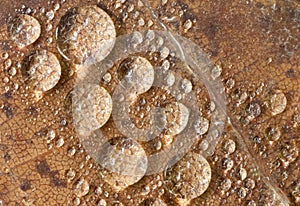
0,0,299,205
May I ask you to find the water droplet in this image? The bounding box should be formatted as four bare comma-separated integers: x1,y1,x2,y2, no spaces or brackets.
164,152,211,200
237,167,247,180
219,178,232,192
56,138,64,147
102,73,112,83
222,139,236,154
194,117,210,135
165,71,175,87
238,187,247,198
165,102,189,136
74,178,89,197
95,186,102,195
131,31,143,47
183,19,192,31
180,78,192,93
4,59,12,69
8,14,41,48
118,56,154,95
159,47,170,59
46,129,56,142
98,199,107,206
67,147,76,156
246,102,261,120
245,178,255,189
265,127,281,142
66,168,76,181
8,67,17,76
27,50,61,92
73,197,80,206
99,137,148,191
222,158,234,170
56,5,116,65
73,84,112,135
211,65,222,79
270,91,287,116
46,10,55,20
2,52,8,60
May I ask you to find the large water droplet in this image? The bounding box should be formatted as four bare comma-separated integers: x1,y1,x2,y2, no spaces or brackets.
118,56,154,96
8,14,41,48
56,5,116,65
164,152,211,200
73,84,112,136
98,137,148,191
27,50,61,92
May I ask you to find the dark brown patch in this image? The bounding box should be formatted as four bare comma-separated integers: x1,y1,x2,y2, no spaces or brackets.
20,180,31,191
2,104,13,118
3,152,11,162
49,171,67,187
36,160,51,176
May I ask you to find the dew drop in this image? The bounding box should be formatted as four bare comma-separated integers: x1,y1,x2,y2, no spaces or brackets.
237,167,247,180
219,178,232,192
56,138,64,147
73,84,112,135
270,91,287,116
8,14,41,48
74,178,89,197
222,158,234,170
99,137,148,191
66,168,76,181
164,102,189,136
27,50,61,92
222,139,236,154
164,152,211,200
211,65,222,79
118,56,154,95
194,116,210,136
46,129,56,142
180,78,193,93
8,67,17,76
56,5,116,65
102,73,112,83
265,127,281,142
98,199,107,206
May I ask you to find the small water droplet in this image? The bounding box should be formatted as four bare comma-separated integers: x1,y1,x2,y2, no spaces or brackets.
56,138,64,147
180,78,192,93
195,117,210,136
66,168,76,181
211,65,222,79
74,178,89,197
237,167,247,180
265,127,281,142
102,73,112,83
159,47,170,59
97,199,107,206
46,130,56,142
222,139,236,154
270,91,287,116
46,10,55,20
219,178,232,192
8,67,17,76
